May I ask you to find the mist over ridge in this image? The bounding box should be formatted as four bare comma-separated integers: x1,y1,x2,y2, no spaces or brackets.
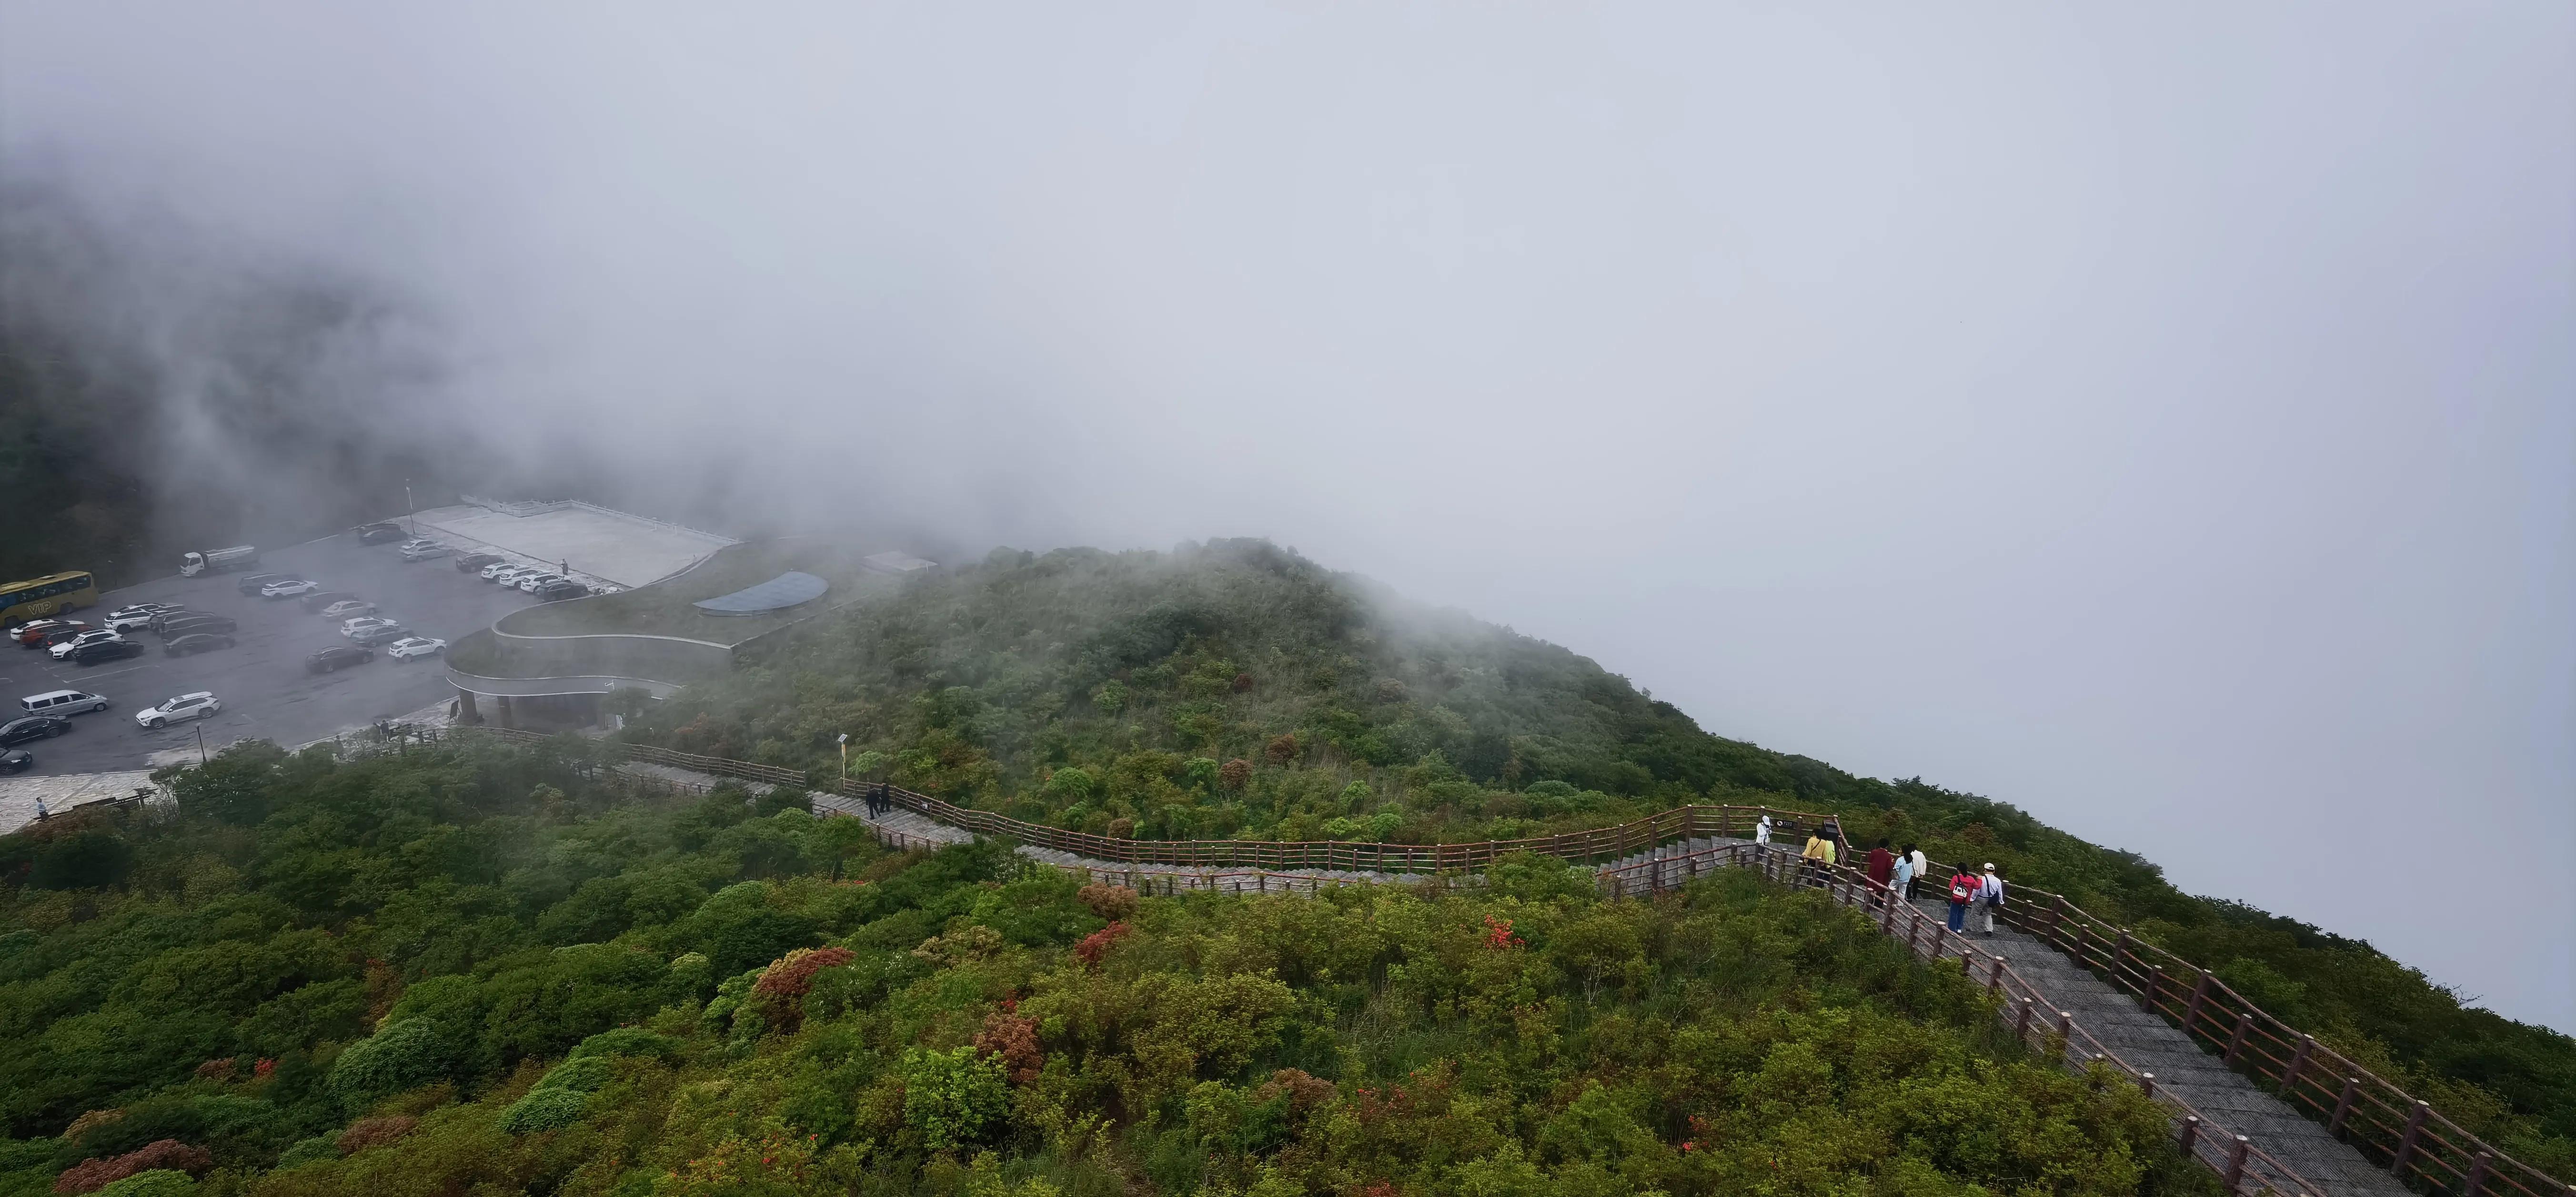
0,0,2566,1038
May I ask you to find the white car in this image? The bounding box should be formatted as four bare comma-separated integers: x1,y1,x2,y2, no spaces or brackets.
135,691,221,728
384,636,447,661
104,603,179,630
261,578,320,598
495,566,548,587
49,629,123,659
340,616,399,639
399,542,451,561
515,572,570,592
319,599,377,619
483,563,533,583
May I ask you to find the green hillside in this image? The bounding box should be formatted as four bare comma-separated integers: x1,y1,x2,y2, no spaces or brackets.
0,742,2212,1197
629,538,2576,1179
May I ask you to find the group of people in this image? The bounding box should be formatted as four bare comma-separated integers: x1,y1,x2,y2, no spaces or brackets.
859,781,895,818
1750,817,2005,936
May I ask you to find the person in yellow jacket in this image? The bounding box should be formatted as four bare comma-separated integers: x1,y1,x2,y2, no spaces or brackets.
1800,830,1836,887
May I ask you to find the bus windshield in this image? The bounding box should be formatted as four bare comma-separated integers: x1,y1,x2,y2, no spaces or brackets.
0,572,100,624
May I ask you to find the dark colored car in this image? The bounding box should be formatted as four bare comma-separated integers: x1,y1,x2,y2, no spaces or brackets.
534,580,591,602
237,571,290,596
454,553,503,572
0,749,30,774
155,614,238,639
70,639,146,666
348,623,409,646
164,633,237,657
305,645,373,673
149,609,205,633
0,716,69,746
299,589,360,613
357,525,407,545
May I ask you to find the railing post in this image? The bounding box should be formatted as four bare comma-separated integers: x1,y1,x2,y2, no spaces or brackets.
2069,921,2088,974
2179,1116,2200,1155
2392,1101,2430,1174
2055,1009,2073,1060
2329,1077,2359,1136
2140,1071,2157,1101
2464,1151,2491,1197
2016,998,2035,1042
2114,927,2132,991
2187,969,2213,1037
2225,1010,2253,1066
2225,1136,2250,1192
1988,955,2007,997
2050,892,2066,946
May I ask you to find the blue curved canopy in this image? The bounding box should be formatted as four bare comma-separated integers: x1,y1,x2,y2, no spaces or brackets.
692,571,828,616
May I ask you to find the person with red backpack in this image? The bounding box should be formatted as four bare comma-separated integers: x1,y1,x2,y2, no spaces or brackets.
1946,866,1981,933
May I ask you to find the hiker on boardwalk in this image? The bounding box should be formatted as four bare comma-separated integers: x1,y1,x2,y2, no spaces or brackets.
1946,865,1980,933
1753,814,1771,847
1891,846,1914,904
1800,827,1836,888
1978,863,2005,935
1906,844,1927,900
1865,838,1895,907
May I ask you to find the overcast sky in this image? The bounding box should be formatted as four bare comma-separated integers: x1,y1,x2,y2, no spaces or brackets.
4,2,2568,1030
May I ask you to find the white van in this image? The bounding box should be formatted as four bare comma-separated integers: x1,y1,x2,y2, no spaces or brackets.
21,690,110,716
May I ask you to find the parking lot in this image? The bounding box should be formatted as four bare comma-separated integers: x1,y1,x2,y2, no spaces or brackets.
2,531,542,774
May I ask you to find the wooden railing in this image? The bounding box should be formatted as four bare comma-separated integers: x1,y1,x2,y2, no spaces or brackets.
402,725,2559,1197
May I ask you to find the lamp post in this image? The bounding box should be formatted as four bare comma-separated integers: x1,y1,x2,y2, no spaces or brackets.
837,733,849,785
405,480,415,535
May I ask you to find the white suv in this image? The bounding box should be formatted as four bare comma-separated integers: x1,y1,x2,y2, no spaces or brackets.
136,691,221,728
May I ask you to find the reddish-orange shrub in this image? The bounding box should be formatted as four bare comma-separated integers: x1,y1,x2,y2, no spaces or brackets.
749,946,856,1033
972,1013,1044,1085
1076,883,1138,921
335,1114,419,1155
1219,759,1252,790
54,1140,212,1194
1073,921,1133,969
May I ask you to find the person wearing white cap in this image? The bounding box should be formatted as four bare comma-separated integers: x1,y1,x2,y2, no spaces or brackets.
1978,864,2005,935
1753,814,1771,847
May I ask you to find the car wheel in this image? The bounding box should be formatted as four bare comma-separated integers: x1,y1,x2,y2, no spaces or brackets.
91,702,106,713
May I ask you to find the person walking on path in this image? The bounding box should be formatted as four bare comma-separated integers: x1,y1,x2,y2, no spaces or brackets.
1865,839,1895,907
1753,815,1771,847
1945,866,1980,933
1891,848,1914,906
1978,863,2005,935
1906,844,1928,900
1800,828,1836,888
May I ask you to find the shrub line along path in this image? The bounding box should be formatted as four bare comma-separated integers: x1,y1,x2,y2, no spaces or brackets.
616,757,2404,1197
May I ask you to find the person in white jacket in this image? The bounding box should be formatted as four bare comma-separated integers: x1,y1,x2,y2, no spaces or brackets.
1908,846,1929,900
1753,815,1771,847
1978,864,2005,935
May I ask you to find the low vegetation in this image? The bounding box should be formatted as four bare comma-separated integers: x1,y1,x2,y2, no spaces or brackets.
626,538,2576,1178
0,742,2215,1196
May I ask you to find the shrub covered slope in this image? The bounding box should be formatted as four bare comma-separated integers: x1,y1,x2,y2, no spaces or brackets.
631,538,2574,1177
3,743,2213,1197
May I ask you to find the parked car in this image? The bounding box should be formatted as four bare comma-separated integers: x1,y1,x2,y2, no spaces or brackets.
488,564,541,585
150,609,208,633
340,616,398,638
305,645,373,673
164,633,237,657
0,716,68,746
103,603,181,631
29,625,96,651
261,578,320,598
135,691,221,728
70,639,145,666
236,571,291,596
349,622,410,647
355,523,407,544
12,619,85,646
318,599,377,619
0,750,30,774
19,690,108,716
515,572,571,593
400,542,452,561
454,553,503,572
298,589,361,613
154,614,237,639
385,636,448,662
534,580,590,602
50,629,123,659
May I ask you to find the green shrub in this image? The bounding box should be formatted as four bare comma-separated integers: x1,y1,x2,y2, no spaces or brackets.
94,1171,195,1197
900,1046,1009,1152
496,1088,588,1135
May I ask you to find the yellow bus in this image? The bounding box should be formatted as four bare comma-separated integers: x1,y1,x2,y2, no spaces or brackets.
0,572,100,625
